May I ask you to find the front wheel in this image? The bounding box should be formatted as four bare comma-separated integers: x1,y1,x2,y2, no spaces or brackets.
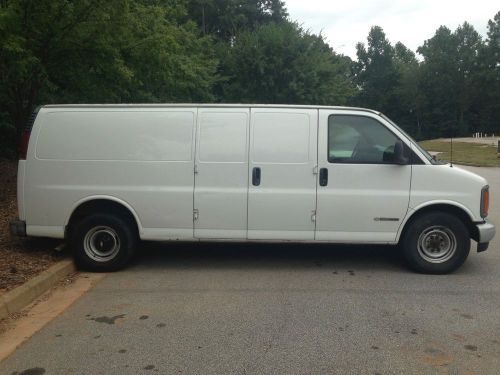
70,213,137,271
401,212,470,274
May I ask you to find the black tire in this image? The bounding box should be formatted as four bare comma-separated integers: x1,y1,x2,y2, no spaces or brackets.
70,213,137,272
401,212,470,274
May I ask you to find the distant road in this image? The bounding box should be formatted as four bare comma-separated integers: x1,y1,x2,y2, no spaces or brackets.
439,137,499,146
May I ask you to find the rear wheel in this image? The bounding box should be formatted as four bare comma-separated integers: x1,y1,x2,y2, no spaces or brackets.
70,213,137,271
402,212,470,274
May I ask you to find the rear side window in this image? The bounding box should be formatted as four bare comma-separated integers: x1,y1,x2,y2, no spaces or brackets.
328,115,400,164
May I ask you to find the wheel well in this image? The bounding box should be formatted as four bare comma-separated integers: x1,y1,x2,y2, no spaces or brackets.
66,199,139,239
400,204,478,243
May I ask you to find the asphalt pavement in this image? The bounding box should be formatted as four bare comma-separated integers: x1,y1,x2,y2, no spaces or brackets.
1,166,499,375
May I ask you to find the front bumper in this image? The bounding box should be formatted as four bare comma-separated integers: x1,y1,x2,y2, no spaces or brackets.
9,220,26,237
476,220,495,252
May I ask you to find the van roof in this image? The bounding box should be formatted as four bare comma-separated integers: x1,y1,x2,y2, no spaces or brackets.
42,103,380,114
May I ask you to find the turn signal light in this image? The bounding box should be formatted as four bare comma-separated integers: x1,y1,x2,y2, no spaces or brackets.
481,186,489,218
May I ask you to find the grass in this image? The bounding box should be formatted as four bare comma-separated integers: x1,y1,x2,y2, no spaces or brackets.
419,140,500,167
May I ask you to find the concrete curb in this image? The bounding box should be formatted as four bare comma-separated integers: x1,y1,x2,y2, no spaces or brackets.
0,259,76,320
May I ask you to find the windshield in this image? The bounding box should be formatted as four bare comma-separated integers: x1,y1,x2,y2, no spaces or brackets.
380,113,438,164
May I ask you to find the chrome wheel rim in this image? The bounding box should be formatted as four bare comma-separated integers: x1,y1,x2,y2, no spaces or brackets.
417,226,457,264
83,226,120,262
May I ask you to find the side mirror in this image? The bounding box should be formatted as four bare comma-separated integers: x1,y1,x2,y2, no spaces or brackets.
394,140,409,165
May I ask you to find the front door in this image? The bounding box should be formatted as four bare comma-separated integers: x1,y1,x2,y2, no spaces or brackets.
247,108,318,240
315,110,411,242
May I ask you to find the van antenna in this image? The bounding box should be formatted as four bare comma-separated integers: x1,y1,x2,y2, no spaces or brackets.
449,128,453,168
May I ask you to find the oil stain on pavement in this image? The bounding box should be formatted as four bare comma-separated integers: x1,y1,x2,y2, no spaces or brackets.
10,368,45,375
88,314,125,325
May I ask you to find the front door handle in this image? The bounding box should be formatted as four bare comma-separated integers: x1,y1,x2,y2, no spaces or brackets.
319,168,328,186
252,167,261,186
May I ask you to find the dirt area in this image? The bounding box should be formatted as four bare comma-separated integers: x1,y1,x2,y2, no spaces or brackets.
0,161,65,294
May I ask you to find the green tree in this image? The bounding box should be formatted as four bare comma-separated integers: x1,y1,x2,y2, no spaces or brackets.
353,26,399,115
393,42,423,138
220,21,355,105
186,0,287,40
112,2,218,103
0,0,218,157
474,11,500,134
417,23,484,138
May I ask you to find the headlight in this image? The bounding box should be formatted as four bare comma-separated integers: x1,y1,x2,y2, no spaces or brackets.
481,185,489,219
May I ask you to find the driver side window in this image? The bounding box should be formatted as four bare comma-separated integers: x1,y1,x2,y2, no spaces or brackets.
328,115,399,164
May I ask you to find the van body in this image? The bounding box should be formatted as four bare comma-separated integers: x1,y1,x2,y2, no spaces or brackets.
11,104,495,273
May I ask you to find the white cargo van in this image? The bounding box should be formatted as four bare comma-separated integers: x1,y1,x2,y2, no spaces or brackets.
10,104,495,273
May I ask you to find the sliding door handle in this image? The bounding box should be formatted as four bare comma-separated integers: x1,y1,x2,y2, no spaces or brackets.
319,168,328,186
252,167,261,186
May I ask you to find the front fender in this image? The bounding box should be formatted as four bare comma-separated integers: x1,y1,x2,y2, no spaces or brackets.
396,200,476,243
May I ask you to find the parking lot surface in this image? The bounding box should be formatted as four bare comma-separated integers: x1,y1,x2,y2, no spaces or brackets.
1,166,499,374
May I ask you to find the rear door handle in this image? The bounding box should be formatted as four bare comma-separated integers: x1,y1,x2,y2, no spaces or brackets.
252,167,261,186
319,168,328,186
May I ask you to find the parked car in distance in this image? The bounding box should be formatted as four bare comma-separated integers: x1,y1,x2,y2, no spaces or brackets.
10,104,495,273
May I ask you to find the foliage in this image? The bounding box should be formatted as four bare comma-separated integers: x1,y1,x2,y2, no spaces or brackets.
352,15,499,140
352,26,399,113
417,23,484,138
475,12,500,135
186,0,288,40
0,0,218,158
220,21,355,105
393,42,422,138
